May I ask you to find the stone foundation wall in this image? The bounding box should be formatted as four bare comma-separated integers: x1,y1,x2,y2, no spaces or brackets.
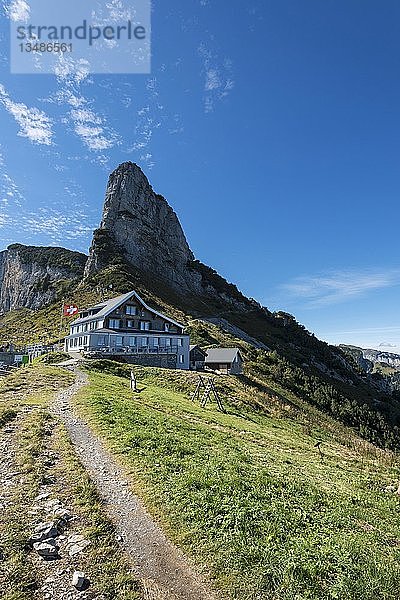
88,352,177,369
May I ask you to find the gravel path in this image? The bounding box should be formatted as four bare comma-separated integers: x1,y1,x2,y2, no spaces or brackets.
0,406,102,599
51,369,218,600
0,412,24,514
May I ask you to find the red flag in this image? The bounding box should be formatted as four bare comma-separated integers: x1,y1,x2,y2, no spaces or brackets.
63,304,79,317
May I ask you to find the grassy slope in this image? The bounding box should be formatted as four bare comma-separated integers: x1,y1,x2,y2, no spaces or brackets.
2,255,399,451
0,363,73,420
0,287,102,347
0,364,140,600
74,362,400,600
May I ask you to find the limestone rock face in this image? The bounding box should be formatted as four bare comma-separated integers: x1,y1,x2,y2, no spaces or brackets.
362,349,400,369
84,162,196,290
85,162,252,310
0,244,86,313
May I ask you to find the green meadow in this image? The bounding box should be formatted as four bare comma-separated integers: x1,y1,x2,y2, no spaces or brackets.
74,362,400,600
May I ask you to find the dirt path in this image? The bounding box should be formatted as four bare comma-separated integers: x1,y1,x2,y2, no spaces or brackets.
0,412,24,515
51,369,218,600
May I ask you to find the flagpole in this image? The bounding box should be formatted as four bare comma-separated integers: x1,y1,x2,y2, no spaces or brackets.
59,299,65,350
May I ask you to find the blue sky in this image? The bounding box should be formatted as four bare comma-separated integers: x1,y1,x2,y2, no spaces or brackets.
1,0,400,353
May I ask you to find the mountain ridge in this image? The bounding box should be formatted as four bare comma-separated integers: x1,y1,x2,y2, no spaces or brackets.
340,344,400,370
1,162,400,450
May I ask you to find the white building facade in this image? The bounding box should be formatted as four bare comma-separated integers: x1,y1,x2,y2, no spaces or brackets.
65,290,190,370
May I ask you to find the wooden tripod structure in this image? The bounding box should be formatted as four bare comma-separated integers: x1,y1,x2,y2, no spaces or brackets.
191,375,225,413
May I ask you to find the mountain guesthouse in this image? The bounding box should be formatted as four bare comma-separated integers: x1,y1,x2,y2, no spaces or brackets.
65,290,190,370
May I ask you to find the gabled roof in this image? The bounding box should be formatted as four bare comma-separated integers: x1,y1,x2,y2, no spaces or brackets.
189,344,207,356
205,347,243,364
71,290,184,329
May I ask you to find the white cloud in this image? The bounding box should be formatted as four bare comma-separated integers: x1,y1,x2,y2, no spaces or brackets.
127,93,162,168
139,152,155,169
0,206,95,248
0,212,9,226
90,154,111,169
47,89,119,152
53,56,91,85
0,149,96,250
199,43,235,113
281,269,400,307
70,106,119,151
0,151,24,208
0,84,53,146
205,68,221,91
92,0,134,24
4,0,30,22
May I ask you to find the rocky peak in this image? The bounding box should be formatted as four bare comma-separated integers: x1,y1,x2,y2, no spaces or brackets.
84,162,195,288
84,163,253,311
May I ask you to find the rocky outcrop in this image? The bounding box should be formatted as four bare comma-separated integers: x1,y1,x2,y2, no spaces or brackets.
84,162,195,289
0,244,86,313
362,349,400,369
339,345,374,373
84,162,251,310
340,345,400,371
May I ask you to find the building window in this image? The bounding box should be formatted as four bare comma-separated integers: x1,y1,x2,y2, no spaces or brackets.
97,336,107,346
177,338,183,347
125,337,136,347
153,337,160,346
165,338,171,347
126,305,137,315
141,337,149,346
109,319,120,329
115,336,123,346
140,321,150,331
127,320,135,328
179,355,185,364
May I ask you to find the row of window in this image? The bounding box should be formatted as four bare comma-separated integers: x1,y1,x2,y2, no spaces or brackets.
69,336,89,348
68,336,184,348
71,321,101,334
109,318,173,332
97,336,183,347
71,319,174,335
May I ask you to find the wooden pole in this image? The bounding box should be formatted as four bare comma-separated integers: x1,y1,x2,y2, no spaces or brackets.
59,300,65,349
130,369,138,392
